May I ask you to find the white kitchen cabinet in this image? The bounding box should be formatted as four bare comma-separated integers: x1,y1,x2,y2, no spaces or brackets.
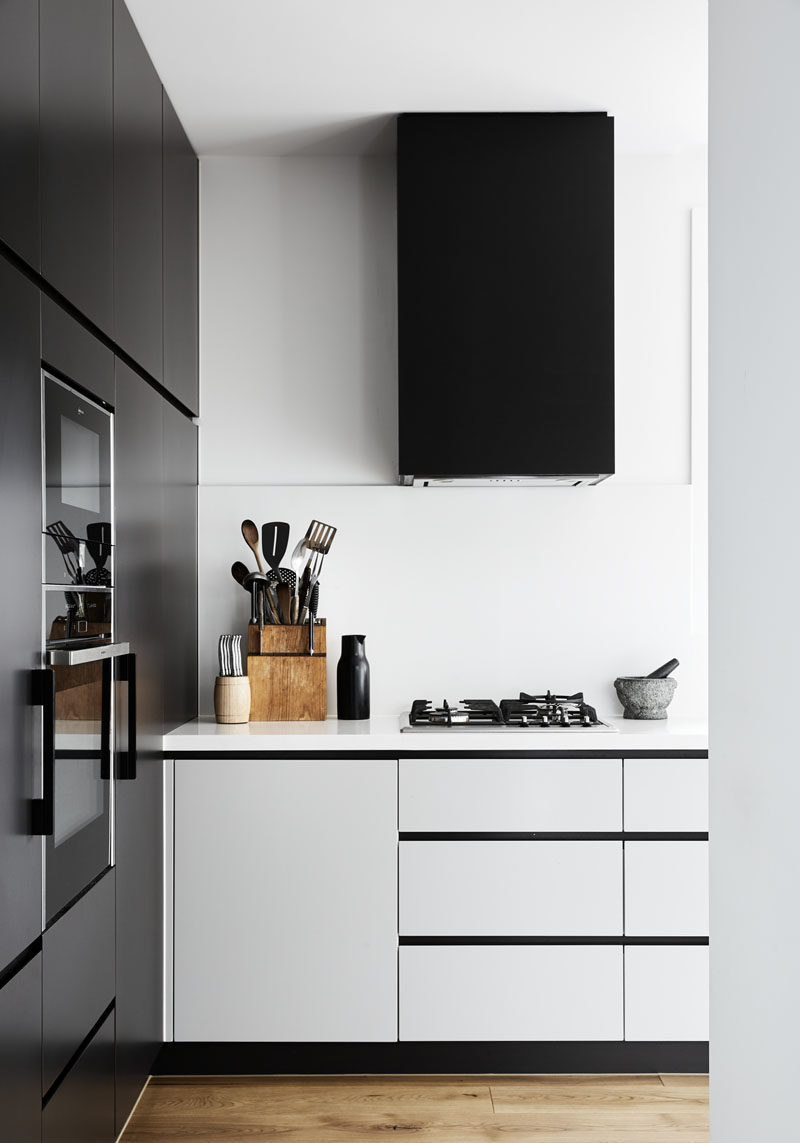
624,758,708,832
173,758,397,1042
625,946,709,1040
400,758,621,832
400,841,622,935
400,945,623,1041
624,841,709,936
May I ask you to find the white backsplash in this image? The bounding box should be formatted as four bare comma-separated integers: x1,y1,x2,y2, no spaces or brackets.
198,484,707,720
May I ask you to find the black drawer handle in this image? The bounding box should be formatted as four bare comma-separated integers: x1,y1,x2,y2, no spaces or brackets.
31,668,55,836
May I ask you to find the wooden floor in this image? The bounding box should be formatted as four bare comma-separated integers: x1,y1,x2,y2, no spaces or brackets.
121,1074,709,1141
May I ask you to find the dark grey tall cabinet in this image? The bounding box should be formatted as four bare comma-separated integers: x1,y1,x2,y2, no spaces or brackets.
114,363,166,1132
0,2,199,1140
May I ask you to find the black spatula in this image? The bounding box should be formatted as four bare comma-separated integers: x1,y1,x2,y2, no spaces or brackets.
261,521,290,579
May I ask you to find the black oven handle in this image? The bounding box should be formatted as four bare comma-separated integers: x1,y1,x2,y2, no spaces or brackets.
100,656,112,780
116,652,137,781
31,668,55,837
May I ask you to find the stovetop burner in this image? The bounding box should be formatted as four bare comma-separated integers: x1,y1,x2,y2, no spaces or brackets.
403,691,615,732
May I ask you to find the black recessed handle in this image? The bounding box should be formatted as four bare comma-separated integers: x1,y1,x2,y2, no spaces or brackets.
100,656,112,780
31,668,55,836
116,652,137,781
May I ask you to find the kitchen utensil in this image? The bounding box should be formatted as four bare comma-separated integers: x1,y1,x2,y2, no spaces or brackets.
85,522,112,586
614,676,677,720
647,658,680,679
298,520,337,622
46,520,83,582
241,519,265,574
308,581,319,655
289,541,308,622
231,561,250,587
276,582,291,625
306,519,337,576
243,571,272,629
266,578,283,624
261,522,290,578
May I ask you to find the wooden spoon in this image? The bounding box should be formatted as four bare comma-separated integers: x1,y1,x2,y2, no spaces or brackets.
241,519,265,574
231,560,250,587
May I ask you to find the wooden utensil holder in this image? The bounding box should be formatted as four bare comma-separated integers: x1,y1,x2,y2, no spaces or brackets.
247,621,326,722
214,675,251,724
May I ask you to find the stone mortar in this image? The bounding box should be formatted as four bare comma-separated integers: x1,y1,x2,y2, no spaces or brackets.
614,676,677,720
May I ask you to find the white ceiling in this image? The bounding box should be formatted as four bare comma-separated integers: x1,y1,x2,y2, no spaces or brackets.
126,0,707,156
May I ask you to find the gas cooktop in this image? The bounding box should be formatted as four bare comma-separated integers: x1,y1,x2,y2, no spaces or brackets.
400,692,617,732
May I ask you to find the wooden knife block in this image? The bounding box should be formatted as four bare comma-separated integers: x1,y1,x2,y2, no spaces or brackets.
247,621,326,722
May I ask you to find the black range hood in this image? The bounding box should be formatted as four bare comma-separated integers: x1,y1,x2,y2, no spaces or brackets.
397,112,614,487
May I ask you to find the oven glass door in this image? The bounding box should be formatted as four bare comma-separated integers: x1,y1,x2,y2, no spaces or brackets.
43,373,112,549
45,657,112,921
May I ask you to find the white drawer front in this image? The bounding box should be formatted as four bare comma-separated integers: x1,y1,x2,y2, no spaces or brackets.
400,758,621,832
624,759,708,831
401,945,623,1041
400,841,622,935
624,842,709,936
625,946,709,1040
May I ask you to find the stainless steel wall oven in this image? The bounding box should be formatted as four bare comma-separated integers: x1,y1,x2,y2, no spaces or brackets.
34,372,136,922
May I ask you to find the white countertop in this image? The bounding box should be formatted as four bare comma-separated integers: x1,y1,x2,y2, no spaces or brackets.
164,715,708,753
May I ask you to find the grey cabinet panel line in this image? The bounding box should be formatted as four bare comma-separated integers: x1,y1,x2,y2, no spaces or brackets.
0,257,42,972
163,402,198,730
0,0,40,268
163,90,199,415
42,870,115,1095
41,295,115,407
113,360,165,1132
0,953,42,1143
40,0,114,336
42,1010,115,1143
113,0,164,383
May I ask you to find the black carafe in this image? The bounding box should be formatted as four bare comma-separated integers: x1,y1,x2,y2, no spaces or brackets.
337,634,370,720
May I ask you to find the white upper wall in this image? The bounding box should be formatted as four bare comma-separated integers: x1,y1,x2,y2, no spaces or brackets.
200,149,706,487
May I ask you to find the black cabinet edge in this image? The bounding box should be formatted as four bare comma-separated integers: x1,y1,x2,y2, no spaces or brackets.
0,240,196,420
0,936,42,991
399,935,710,946
163,749,709,760
399,832,709,841
44,865,113,931
154,1040,708,1076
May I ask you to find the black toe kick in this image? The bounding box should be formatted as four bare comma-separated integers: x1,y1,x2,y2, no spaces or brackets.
154,1040,709,1075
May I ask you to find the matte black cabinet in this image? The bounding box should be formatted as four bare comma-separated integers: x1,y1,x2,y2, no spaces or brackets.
41,295,115,407
113,361,165,1132
0,0,39,267
163,90,199,414
114,0,164,382
40,0,114,337
163,403,198,729
0,258,42,973
0,954,42,1143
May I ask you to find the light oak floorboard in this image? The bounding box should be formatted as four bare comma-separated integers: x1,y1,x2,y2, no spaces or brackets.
122,1074,709,1142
